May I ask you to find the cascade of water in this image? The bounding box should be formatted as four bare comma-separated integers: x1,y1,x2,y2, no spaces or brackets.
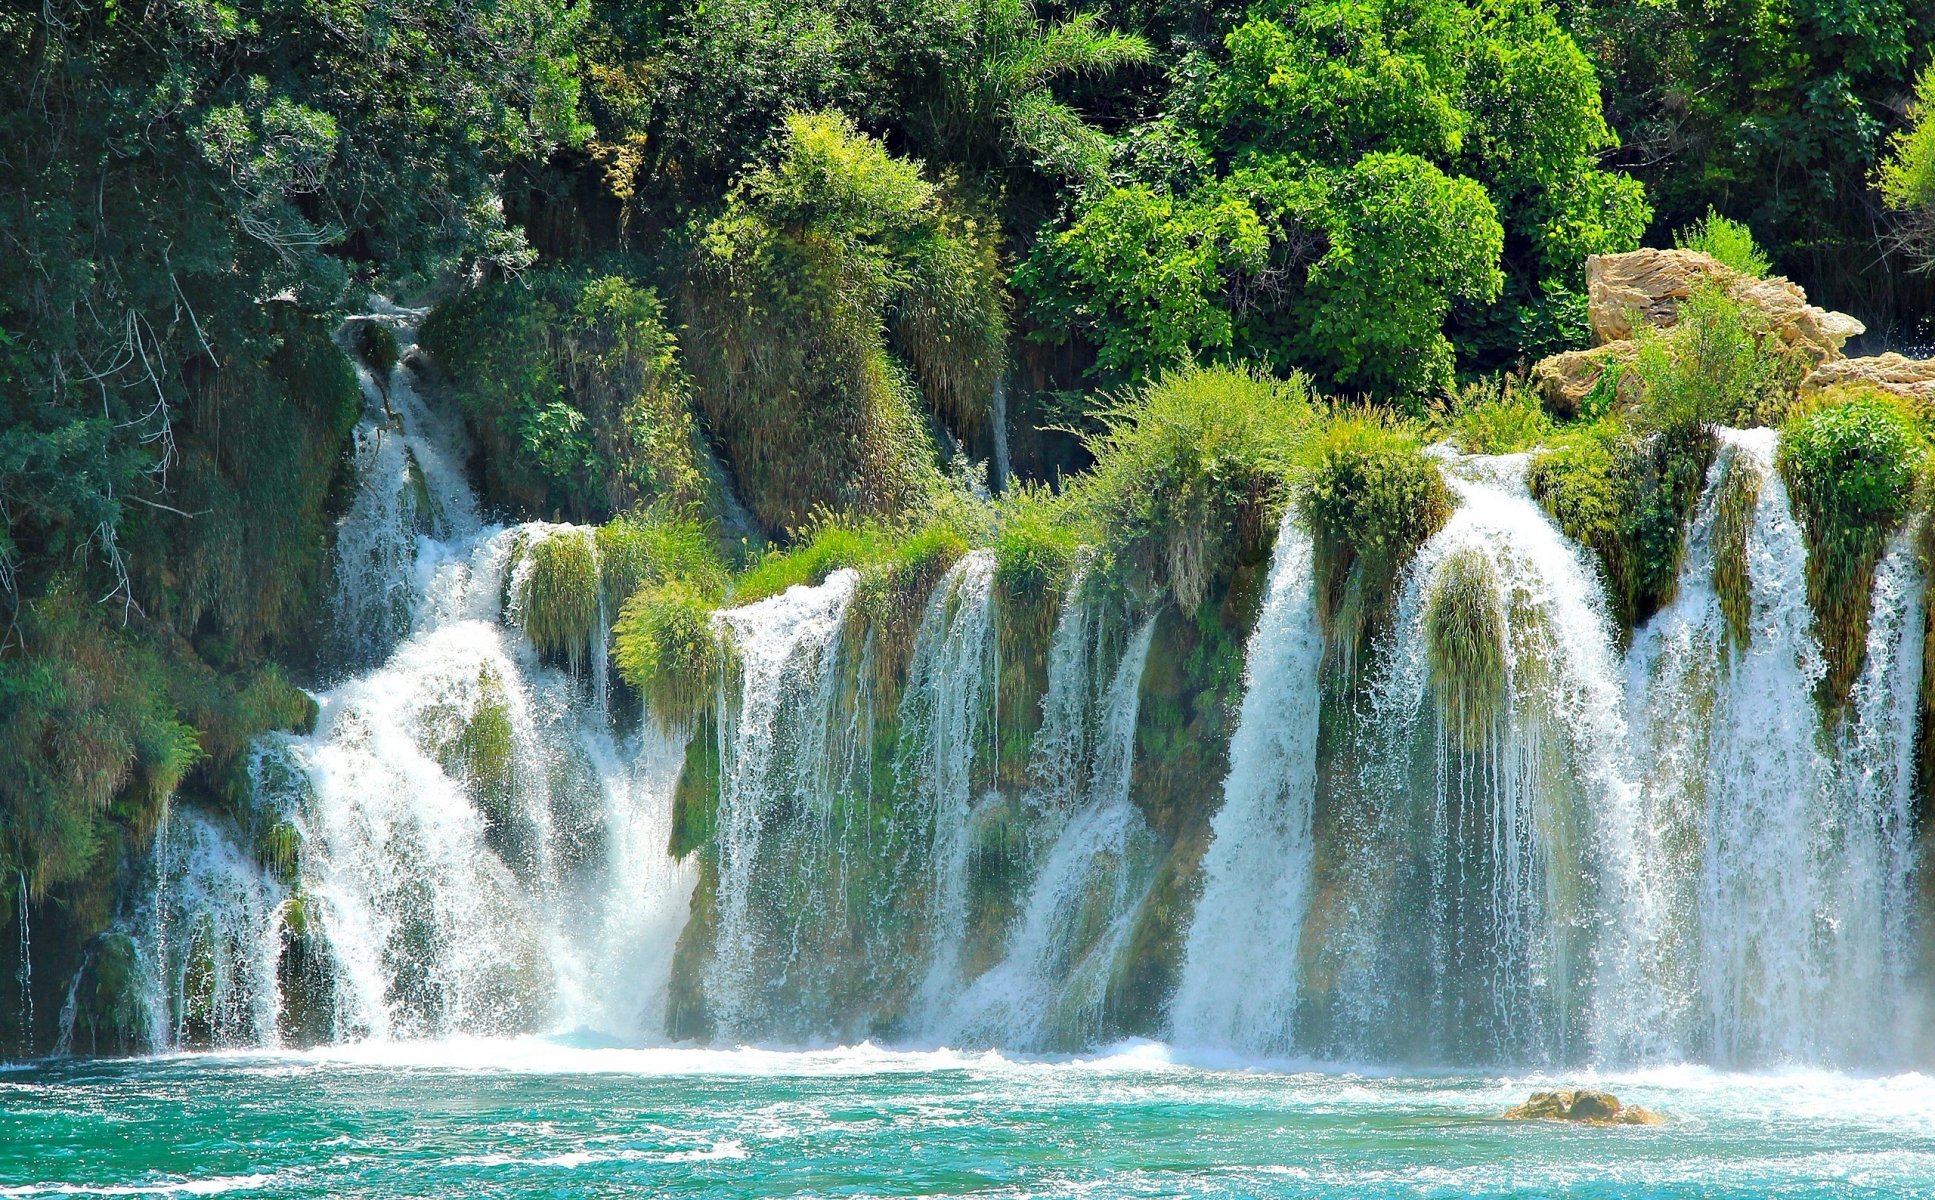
1169,512,1325,1054
1609,428,1926,1066
126,318,694,1052
131,810,289,1049
328,312,480,673
1316,454,1632,1064
937,613,1158,1048
900,552,1002,1021
16,870,32,1051
704,569,863,1039
579,718,700,1038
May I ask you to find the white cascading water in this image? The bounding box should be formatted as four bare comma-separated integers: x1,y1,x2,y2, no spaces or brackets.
129,808,289,1049
899,551,1001,1022
110,313,1930,1069
128,314,693,1049
703,567,862,1040
1320,454,1634,1063
1607,428,1925,1066
937,611,1158,1048
1169,511,1324,1054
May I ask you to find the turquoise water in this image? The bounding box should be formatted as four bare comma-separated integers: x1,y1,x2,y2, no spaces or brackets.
4,1043,1933,1198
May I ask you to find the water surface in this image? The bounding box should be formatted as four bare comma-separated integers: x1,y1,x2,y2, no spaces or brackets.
5,1042,1932,1198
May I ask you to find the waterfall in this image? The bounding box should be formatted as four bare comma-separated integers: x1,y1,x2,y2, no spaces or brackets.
900,551,1001,1022
132,810,289,1049
704,568,865,1040
15,870,32,1051
937,611,1157,1049
1169,512,1324,1054
1312,454,1633,1064
1608,428,1925,1066
125,316,693,1051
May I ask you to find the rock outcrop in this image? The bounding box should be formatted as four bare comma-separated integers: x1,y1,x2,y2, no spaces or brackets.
1503,1089,1663,1126
1585,248,1864,362
1800,352,1935,408
1530,343,1639,417
1530,248,1873,414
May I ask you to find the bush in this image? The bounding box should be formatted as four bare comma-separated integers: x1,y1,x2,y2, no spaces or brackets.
421,269,714,523
1631,282,1806,433
1294,413,1453,660
353,320,400,375
1075,365,1313,608
1432,376,1554,454
1779,388,1926,712
1880,58,1935,265
1674,208,1774,277
682,112,1000,536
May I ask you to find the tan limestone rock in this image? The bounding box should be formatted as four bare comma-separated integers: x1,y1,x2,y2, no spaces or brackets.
1584,248,1863,364
1503,1089,1664,1126
1800,353,1935,407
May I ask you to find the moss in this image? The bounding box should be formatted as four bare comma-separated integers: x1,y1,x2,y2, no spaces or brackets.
1710,453,1762,652
1528,421,1715,635
614,582,726,728
448,665,517,821
517,528,602,668
1425,547,1509,750
256,821,302,888
1778,388,1926,713
1294,413,1452,668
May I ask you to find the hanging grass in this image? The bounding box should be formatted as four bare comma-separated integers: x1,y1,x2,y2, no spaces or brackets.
517,528,602,669
1527,421,1715,635
1710,454,1762,653
1778,387,1925,715
1294,412,1452,669
1075,364,1313,609
595,510,729,613
614,581,728,728
1425,547,1509,751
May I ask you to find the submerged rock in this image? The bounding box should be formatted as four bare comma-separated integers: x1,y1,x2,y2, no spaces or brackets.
1503,1089,1663,1126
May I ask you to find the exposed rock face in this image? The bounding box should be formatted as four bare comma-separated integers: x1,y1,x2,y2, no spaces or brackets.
1584,248,1864,364
1504,1089,1664,1126
1530,343,1639,417
1801,353,1935,407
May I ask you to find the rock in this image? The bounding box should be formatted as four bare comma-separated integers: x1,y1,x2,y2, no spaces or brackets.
1800,353,1935,408
1530,343,1640,418
1503,1089,1663,1126
1584,248,1864,364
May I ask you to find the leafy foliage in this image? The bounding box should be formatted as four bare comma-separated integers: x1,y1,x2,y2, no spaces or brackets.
422,270,716,522
1675,209,1775,277
1881,58,1935,267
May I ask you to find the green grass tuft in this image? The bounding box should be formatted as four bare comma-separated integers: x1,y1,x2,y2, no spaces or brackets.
517,528,603,669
